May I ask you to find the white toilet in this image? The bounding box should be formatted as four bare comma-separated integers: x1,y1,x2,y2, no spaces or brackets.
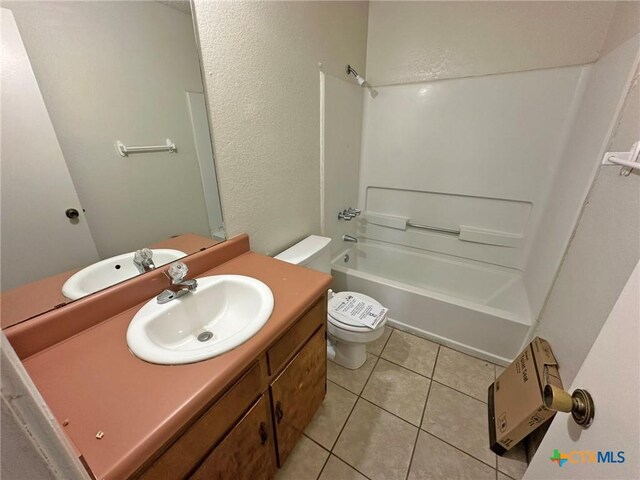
275,235,387,369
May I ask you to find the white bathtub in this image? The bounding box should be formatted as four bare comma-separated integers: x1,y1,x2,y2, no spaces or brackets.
331,240,532,363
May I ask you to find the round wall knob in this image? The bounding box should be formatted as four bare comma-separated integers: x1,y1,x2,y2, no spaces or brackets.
65,208,80,219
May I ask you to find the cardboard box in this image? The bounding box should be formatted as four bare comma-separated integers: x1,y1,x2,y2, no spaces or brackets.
488,337,563,455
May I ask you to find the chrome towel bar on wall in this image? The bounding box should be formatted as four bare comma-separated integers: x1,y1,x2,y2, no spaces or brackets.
116,138,176,157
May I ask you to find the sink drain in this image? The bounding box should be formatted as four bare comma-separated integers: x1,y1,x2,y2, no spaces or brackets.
197,331,214,342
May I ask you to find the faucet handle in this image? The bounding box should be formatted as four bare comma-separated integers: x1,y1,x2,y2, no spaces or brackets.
346,207,361,216
166,261,188,283
134,248,153,263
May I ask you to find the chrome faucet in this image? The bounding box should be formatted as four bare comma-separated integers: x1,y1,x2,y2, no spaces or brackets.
338,207,361,221
157,261,198,304
342,234,358,243
133,248,155,273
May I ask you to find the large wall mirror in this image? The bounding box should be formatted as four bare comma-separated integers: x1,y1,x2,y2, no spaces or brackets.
1,0,225,327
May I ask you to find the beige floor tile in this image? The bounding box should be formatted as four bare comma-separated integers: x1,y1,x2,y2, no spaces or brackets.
408,431,496,480
495,365,506,379
498,443,528,479
327,353,377,395
305,381,358,449
367,325,393,356
275,435,329,480
319,455,368,480
422,382,496,467
432,347,494,401
334,399,417,480
380,330,439,377
361,358,430,426
498,473,514,480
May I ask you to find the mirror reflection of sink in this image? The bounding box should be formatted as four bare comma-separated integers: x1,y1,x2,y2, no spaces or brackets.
126,275,274,365
62,249,186,300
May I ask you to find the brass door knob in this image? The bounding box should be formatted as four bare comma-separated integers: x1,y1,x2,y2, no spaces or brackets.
543,384,595,428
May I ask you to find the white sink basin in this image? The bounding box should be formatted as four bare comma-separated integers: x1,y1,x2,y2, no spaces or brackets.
62,249,186,300
126,275,274,365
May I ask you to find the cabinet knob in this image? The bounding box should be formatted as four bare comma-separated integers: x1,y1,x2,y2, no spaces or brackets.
259,422,268,445
275,401,284,423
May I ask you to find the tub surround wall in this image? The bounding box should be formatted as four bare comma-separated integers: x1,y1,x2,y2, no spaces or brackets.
357,65,589,274
321,73,364,256
193,1,368,256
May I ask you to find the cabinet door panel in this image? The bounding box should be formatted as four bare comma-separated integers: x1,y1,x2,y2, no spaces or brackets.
190,395,276,480
138,362,262,479
271,326,326,465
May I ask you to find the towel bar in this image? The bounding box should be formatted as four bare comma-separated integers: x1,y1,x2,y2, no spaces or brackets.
116,139,176,157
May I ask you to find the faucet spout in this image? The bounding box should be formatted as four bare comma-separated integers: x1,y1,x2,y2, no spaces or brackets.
342,234,358,243
133,248,155,273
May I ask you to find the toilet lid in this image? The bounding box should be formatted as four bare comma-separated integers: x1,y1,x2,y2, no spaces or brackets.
328,291,383,330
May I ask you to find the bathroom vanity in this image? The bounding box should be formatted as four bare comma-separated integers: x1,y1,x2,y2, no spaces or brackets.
4,235,332,479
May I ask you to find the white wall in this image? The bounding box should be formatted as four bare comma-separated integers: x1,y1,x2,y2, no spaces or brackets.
366,1,615,86
525,34,640,321
357,65,588,272
524,262,640,479
321,73,364,255
6,1,212,258
193,1,369,255
533,52,640,387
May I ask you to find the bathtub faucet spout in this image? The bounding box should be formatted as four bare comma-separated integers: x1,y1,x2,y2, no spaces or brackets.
342,234,358,243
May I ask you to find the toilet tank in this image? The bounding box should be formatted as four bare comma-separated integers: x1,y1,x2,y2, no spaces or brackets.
274,235,332,274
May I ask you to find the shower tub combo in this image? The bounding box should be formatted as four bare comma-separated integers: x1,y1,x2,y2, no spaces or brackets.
331,240,532,363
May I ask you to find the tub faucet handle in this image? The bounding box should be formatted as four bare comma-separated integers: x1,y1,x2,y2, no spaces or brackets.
346,207,361,216
338,210,355,221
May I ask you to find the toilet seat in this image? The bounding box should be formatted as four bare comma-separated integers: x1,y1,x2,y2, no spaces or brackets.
328,291,386,333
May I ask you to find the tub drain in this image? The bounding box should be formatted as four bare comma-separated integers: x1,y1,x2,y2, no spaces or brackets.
197,331,214,342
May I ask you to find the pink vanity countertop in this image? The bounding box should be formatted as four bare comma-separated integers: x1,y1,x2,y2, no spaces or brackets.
18,246,332,479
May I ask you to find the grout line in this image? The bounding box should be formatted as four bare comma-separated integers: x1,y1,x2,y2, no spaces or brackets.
378,354,435,379
314,446,332,480
330,451,375,480
422,429,498,471
390,324,504,368
373,353,490,405
404,345,440,480
303,433,331,453
430,379,489,404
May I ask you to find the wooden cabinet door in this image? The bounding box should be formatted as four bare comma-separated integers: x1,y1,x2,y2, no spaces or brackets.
270,326,327,466
190,395,276,480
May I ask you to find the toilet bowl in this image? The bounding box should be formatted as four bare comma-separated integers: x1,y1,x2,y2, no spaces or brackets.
327,290,387,369
274,235,387,370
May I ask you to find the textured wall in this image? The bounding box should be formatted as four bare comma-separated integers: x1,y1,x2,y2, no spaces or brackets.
534,55,640,387
193,1,368,255
366,1,615,86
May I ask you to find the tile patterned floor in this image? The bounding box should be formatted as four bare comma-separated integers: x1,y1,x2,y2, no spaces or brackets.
276,326,529,480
